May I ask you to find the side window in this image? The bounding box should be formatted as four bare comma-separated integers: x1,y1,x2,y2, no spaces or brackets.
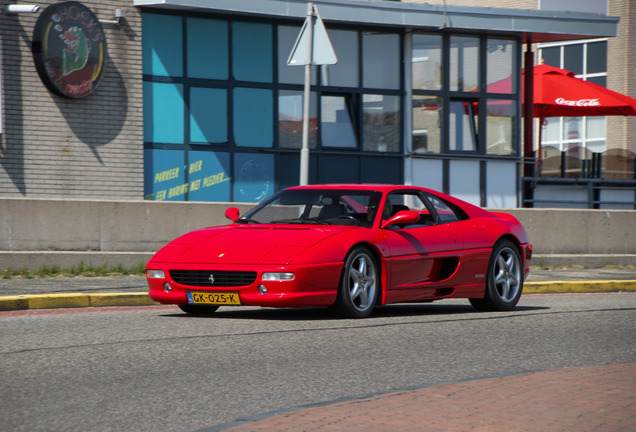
425,193,462,223
384,192,434,228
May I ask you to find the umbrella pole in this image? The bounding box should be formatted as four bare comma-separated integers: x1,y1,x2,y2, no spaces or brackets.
537,117,543,177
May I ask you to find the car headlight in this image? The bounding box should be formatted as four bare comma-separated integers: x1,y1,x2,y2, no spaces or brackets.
261,272,295,281
146,269,166,279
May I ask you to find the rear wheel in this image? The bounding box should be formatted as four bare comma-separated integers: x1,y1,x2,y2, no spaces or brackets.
178,304,220,315
331,247,379,318
470,239,523,311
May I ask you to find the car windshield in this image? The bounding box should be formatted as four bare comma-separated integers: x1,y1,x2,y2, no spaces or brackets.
238,189,382,227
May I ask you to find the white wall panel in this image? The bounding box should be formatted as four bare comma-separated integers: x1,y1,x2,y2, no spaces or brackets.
486,161,517,208
449,160,480,205
409,158,443,192
533,186,588,208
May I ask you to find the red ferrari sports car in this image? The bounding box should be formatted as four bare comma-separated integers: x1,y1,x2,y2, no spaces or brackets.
146,184,532,318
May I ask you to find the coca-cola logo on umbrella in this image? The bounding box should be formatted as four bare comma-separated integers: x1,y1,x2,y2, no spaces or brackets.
32,1,107,98
555,98,601,107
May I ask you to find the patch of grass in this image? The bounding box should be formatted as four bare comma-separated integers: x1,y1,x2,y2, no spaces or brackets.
0,262,146,279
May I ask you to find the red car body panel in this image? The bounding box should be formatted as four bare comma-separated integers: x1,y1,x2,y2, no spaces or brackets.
146,184,532,310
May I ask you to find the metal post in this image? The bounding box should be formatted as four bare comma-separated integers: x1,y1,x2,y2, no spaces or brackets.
299,3,314,186
523,41,535,207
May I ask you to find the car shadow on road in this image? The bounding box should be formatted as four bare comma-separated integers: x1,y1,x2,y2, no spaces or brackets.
161,303,549,321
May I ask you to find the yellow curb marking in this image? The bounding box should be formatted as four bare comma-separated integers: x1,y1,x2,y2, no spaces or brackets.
524,280,636,294
1,282,635,311
0,292,158,311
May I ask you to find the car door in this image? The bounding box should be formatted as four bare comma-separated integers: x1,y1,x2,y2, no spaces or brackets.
382,192,466,291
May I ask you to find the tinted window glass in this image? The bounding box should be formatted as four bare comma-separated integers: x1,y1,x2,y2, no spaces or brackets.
143,82,184,144
487,39,516,93
564,44,583,74
450,36,479,92
586,41,607,74
242,189,382,227
426,194,461,223
541,46,560,67
412,96,441,154
321,95,357,148
412,34,442,90
278,90,318,149
233,22,272,82
187,17,228,79
142,14,183,77
233,88,273,147
321,29,358,87
384,192,434,228
363,32,399,89
190,87,227,144
449,100,478,152
363,94,400,152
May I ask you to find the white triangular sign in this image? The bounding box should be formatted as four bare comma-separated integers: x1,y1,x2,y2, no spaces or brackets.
287,8,337,66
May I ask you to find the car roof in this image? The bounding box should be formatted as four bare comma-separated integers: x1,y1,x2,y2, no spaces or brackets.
284,184,492,219
286,184,425,193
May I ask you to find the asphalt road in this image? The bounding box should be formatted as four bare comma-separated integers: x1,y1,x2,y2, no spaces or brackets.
1,293,635,432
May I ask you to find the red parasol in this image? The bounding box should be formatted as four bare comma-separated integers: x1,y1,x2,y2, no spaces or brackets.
486,64,636,118
530,64,636,118
486,64,636,173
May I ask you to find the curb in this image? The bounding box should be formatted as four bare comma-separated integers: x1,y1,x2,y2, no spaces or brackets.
524,280,636,294
1,281,636,312
0,292,158,311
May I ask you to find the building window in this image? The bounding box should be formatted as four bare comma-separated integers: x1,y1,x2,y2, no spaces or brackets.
232,22,273,83
142,14,183,77
142,12,404,202
485,39,517,155
278,90,318,149
187,17,228,80
321,95,357,148
450,36,479,92
362,94,400,152
362,32,400,90
190,87,227,144
539,40,608,153
449,100,478,152
412,95,441,154
411,33,519,156
321,29,359,87
233,88,273,148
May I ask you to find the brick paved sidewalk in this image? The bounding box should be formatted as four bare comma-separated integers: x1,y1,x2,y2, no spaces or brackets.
217,363,636,432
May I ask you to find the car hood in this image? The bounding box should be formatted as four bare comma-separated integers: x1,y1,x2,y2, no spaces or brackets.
149,224,350,265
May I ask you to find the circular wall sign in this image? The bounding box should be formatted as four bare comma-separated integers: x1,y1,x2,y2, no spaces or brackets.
32,1,108,98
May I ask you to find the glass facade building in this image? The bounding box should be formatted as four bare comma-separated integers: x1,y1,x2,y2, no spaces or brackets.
134,0,621,207
142,13,404,203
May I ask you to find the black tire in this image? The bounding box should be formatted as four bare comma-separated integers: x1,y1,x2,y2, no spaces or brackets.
470,239,523,311
178,304,220,315
331,247,380,318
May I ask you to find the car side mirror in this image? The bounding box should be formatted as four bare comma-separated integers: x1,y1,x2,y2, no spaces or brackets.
225,207,240,222
381,210,420,229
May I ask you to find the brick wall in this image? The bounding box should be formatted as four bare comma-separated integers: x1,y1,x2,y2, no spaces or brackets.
607,0,636,153
0,0,144,199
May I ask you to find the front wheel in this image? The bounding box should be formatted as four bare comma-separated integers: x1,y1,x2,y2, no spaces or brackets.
470,239,523,311
331,247,380,318
178,304,220,315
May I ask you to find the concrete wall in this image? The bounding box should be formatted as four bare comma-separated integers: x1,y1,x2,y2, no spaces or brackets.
0,198,254,253
504,208,635,255
1,198,634,258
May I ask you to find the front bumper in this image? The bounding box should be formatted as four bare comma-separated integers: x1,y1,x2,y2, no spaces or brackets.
146,262,343,308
